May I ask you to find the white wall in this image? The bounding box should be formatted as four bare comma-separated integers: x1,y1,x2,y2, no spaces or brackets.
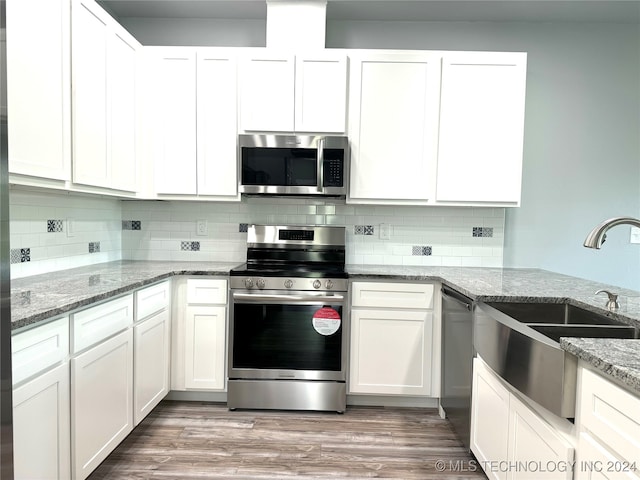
118,18,265,46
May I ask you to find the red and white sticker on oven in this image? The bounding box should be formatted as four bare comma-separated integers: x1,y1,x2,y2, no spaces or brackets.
312,307,341,336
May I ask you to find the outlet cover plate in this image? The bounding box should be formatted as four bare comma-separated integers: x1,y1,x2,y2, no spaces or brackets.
196,220,208,236
379,223,390,240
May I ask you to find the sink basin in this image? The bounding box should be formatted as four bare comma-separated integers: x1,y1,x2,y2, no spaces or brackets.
486,302,639,342
487,302,627,326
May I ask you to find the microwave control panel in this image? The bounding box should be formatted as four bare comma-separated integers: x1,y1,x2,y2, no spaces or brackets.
323,157,344,187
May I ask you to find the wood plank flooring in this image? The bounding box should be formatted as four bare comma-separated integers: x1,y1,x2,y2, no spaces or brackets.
88,401,486,479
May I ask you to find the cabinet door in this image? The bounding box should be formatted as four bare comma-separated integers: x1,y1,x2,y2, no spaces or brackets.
348,53,441,202
108,26,138,192
7,0,71,182
294,53,348,133
471,357,510,480
508,394,574,480
436,52,527,204
134,310,170,425
71,329,133,480
13,363,71,480
150,49,197,195
184,305,226,390
72,0,109,188
196,49,239,197
239,52,295,132
349,308,432,395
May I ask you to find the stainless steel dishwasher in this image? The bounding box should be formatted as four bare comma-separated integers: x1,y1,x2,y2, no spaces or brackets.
440,286,475,451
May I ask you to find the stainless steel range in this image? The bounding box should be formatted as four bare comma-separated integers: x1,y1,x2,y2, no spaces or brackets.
228,225,348,412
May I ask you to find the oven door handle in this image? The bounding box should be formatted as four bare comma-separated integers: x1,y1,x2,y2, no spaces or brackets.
232,292,345,304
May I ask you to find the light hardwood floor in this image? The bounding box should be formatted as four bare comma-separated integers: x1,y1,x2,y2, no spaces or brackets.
88,401,486,479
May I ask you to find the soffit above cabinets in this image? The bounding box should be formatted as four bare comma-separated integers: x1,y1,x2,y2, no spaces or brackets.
98,0,640,24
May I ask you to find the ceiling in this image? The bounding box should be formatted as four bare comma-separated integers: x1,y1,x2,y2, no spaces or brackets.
98,0,640,24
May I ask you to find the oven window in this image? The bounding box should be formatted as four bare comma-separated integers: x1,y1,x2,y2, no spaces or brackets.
241,148,317,187
232,304,342,371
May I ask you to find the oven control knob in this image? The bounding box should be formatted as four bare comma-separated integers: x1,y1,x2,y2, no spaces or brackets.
284,279,294,289
312,280,322,290
244,278,254,289
256,278,265,289
325,280,334,290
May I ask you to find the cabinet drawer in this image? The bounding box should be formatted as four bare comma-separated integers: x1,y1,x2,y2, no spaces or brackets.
351,282,434,309
578,367,640,466
186,279,227,305
136,281,170,321
576,432,640,480
12,317,69,385
72,294,134,353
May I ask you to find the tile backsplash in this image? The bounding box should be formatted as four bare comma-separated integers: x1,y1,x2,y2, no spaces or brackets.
9,190,122,278
122,197,504,267
9,191,504,277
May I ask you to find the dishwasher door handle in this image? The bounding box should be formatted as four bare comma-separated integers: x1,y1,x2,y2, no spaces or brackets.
442,290,473,311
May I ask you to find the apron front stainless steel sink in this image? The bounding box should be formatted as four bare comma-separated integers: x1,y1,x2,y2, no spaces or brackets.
474,301,638,418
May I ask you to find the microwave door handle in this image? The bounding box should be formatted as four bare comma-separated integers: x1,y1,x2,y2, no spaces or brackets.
317,137,324,192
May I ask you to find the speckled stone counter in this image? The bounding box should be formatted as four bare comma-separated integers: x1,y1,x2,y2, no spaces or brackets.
346,265,640,329
560,338,640,394
11,260,240,331
12,261,640,393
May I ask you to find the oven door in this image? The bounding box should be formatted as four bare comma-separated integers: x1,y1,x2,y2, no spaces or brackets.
229,290,346,382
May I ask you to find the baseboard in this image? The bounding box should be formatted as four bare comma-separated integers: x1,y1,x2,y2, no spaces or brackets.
165,390,440,409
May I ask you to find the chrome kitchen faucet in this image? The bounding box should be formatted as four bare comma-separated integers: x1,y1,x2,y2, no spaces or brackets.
583,216,640,249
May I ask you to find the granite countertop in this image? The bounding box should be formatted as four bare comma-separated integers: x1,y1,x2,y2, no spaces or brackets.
10,260,239,331
10,260,640,393
560,338,640,394
347,265,640,329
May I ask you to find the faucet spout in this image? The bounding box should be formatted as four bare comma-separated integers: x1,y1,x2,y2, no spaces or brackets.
583,216,640,249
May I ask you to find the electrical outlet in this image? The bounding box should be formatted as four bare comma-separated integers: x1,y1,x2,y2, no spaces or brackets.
630,226,640,244
379,223,390,240
196,220,208,236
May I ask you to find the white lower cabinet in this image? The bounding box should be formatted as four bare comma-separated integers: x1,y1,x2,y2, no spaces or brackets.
471,356,510,480
134,309,170,425
172,277,228,391
133,281,171,425
13,362,71,480
71,328,134,480
184,305,226,390
349,281,437,396
471,357,574,480
575,364,640,480
12,316,71,480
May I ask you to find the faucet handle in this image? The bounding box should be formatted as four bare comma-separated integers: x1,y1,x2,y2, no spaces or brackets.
595,289,619,311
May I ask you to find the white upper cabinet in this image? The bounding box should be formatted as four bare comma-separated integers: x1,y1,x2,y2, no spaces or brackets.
108,29,138,192
147,48,198,195
6,0,71,183
146,47,239,199
435,52,527,205
196,49,239,197
348,52,441,203
71,0,139,193
294,54,348,133
239,51,348,133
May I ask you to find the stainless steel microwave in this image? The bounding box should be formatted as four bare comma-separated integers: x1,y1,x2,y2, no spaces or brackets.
238,134,349,196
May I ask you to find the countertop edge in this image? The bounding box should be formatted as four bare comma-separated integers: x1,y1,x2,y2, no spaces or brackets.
560,338,640,394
